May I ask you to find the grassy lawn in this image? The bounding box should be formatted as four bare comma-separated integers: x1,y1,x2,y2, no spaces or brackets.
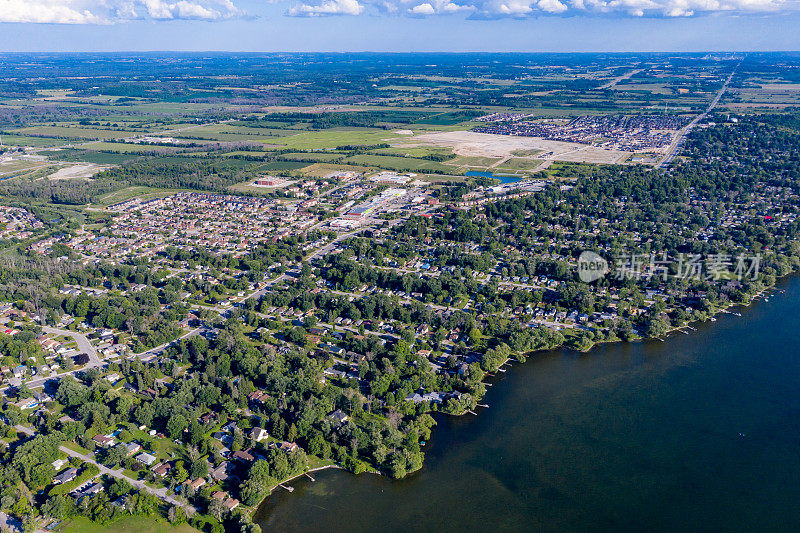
307,455,335,469
62,515,198,533
151,438,187,462
62,441,92,455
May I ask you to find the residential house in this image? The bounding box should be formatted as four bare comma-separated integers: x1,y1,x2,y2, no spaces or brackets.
327,410,349,425
276,441,299,453
54,468,78,484
136,452,157,467
249,427,269,442
93,435,115,448
152,462,172,478
185,478,206,491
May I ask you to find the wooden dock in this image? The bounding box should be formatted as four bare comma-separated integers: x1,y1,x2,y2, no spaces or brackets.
279,484,294,492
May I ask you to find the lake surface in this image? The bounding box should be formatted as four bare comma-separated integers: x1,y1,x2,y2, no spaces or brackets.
465,170,521,184
255,277,800,532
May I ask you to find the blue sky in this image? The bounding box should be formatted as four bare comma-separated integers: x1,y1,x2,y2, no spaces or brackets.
0,0,798,51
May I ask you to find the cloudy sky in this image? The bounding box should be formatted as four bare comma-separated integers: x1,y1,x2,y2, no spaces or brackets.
0,0,798,51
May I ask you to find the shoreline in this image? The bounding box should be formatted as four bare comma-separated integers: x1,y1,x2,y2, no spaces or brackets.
249,464,345,519
251,278,788,520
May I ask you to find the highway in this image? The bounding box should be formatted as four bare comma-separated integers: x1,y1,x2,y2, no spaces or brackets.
659,66,737,169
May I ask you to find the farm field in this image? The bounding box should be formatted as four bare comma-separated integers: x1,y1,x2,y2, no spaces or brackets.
47,149,143,165
186,124,295,138
0,134,73,147
272,129,404,150
77,142,186,153
341,154,458,173
494,157,544,172
260,160,311,171
447,155,504,167
0,159,52,175
12,125,133,140
370,146,455,158
276,151,342,162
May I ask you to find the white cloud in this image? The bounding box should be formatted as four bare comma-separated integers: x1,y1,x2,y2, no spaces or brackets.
0,0,104,23
287,0,796,17
404,0,476,13
409,2,436,13
287,0,364,15
0,0,794,23
0,0,241,24
537,0,568,11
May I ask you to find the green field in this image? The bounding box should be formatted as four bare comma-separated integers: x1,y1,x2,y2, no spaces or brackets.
261,160,311,171
370,146,454,158
296,162,374,177
278,152,344,162
342,154,456,173
14,125,132,140
176,132,274,142
81,142,183,153
49,150,141,165
447,155,503,167
510,149,543,157
0,160,54,175
273,129,402,150
93,186,186,208
494,157,543,172
187,124,293,139
62,515,198,533
1,134,74,147
412,111,480,125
